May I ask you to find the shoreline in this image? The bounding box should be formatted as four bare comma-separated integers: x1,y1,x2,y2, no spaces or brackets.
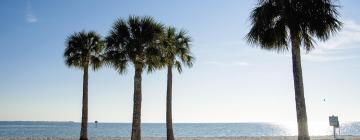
0,136,359,140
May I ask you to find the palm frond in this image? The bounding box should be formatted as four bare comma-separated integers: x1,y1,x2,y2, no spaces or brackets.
246,0,342,52
64,31,104,70
246,0,288,52
104,16,165,74
174,60,183,73
160,26,194,73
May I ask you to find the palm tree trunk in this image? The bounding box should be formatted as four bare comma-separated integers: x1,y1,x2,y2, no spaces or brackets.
131,67,142,140
166,66,175,140
80,67,88,140
291,35,310,140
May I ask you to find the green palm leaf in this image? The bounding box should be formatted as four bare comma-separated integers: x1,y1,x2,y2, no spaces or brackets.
160,26,194,73
64,31,104,70
104,16,164,72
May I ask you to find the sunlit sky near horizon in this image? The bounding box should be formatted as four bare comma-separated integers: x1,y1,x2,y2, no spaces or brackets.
0,0,360,125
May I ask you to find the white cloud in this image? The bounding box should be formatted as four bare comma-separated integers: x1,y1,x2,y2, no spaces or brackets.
26,13,37,23
25,1,37,23
303,20,360,62
317,20,360,49
303,55,359,62
232,61,250,66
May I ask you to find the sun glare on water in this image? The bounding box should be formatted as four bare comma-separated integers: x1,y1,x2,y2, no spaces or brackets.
276,121,332,136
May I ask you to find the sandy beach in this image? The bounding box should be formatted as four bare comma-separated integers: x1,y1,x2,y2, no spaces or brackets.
0,136,359,140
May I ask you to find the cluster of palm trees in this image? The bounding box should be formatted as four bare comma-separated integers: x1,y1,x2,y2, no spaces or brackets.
64,16,193,140
64,0,342,140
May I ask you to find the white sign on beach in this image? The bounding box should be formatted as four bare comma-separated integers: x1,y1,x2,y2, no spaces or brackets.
329,115,339,128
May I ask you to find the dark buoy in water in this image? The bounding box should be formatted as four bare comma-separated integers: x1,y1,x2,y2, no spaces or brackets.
95,120,98,128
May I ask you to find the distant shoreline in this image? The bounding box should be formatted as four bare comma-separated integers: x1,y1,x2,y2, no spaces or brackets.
0,136,360,140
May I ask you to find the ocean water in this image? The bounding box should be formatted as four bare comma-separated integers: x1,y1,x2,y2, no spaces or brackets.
0,121,359,137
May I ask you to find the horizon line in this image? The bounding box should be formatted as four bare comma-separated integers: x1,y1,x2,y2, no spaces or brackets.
1,120,359,124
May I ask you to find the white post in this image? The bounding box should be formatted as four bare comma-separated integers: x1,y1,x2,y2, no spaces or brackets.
333,126,336,139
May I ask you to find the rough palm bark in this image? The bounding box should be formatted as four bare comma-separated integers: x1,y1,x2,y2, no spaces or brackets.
131,66,142,140
166,66,175,140
80,67,89,140
291,34,310,140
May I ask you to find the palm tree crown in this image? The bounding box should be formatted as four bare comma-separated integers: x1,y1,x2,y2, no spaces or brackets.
64,31,104,70
104,16,164,72
246,0,342,51
161,27,194,72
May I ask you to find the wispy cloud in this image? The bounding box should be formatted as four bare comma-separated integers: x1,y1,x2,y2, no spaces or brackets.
25,1,37,23
303,55,359,62
303,20,360,62
317,20,360,49
204,60,250,66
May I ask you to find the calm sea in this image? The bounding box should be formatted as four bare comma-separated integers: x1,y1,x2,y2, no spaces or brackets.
0,121,359,137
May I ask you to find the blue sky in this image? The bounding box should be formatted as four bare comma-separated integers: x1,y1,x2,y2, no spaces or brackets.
0,0,359,127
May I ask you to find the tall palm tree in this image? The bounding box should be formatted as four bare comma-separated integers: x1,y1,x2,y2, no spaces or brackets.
246,0,341,139
64,31,104,140
104,16,164,140
160,27,193,140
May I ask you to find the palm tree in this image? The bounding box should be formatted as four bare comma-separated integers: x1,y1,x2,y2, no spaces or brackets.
104,16,164,140
64,31,104,140
246,0,342,139
160,27,193,140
